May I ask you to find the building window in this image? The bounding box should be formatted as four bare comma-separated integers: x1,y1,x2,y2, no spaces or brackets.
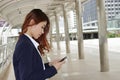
87,24,90,26
108,16,111,18
116,8,118,10
115,4,118,6
92,23,95,26
115,0,117,2
116,12,119,14
108,4,110,6
112,12,114,14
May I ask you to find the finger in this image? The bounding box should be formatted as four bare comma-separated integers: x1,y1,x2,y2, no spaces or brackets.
59,60,65,64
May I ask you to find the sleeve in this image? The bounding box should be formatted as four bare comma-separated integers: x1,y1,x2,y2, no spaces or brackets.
18,43,57,80
44,63,50,68
42,65,57,78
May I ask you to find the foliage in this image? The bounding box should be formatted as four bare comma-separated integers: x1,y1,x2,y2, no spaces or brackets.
107,32,120,38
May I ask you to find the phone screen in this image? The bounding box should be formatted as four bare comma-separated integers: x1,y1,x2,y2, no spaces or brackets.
59,56,67,62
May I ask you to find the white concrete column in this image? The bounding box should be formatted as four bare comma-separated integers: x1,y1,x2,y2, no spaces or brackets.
75,0,84,59
62,4,70,53
96,0,109,72
54,12,60,50
49,18,53,49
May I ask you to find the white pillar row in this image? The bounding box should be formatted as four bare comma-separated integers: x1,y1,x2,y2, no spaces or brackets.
62,4,70,53
54,11,60,50
75,0,84,59
96,0,109,72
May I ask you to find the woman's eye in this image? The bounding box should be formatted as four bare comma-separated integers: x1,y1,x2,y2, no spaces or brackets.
41,26,44,29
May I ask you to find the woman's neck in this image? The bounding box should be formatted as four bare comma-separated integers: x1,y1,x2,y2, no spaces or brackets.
25,30,32,37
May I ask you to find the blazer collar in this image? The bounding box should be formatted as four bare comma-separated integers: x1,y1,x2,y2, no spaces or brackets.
24,33,39,49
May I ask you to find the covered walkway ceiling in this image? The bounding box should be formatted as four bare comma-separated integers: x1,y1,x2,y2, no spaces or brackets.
0,0,86,27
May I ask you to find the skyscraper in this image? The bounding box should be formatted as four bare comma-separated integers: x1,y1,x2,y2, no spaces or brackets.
82,0,120,27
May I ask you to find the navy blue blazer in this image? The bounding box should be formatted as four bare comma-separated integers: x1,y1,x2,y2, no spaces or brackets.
13,34,57,80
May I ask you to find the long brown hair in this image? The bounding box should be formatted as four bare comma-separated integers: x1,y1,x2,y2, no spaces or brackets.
20,9,50,55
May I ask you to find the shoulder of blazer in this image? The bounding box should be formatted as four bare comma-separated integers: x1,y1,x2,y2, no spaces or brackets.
15,34,35,55
17,34,34,47
14,34,35,60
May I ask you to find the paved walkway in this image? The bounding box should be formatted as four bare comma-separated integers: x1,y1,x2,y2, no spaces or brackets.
48,38,120,80
2,38,120,80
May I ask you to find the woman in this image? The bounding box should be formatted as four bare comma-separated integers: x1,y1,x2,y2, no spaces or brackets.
13,9,65,80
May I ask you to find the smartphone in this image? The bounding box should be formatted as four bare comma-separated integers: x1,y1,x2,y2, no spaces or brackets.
59,56,67,62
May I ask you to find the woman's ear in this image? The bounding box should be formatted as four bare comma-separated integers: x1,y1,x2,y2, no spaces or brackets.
29,19,35,26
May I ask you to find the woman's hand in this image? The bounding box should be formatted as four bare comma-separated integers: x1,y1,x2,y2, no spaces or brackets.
49,59,65,70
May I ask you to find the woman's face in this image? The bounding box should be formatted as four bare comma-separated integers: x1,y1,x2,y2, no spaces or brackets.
31,21,47,39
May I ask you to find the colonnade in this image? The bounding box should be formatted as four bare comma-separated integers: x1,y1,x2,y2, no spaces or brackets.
48,0,109,72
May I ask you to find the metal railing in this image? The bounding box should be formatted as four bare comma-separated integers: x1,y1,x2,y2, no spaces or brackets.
0,42,16,73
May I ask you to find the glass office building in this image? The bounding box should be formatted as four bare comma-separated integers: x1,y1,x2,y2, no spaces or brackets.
82,0,98,29
82,0,120,28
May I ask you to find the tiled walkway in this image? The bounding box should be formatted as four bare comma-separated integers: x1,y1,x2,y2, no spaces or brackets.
3,38,120,80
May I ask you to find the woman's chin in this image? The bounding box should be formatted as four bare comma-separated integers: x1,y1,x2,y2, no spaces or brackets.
36,36,40,39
